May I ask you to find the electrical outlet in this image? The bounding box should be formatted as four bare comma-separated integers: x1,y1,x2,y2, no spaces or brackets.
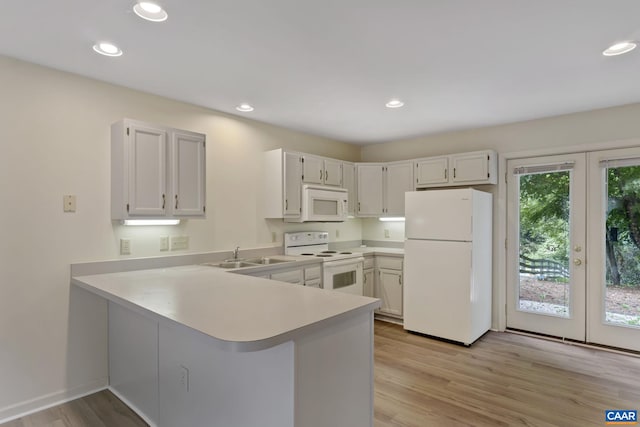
171,236,189,251
160,236,169,251
63,195,76,212
384,229,390,238
120,238,131,255
179,365,189,392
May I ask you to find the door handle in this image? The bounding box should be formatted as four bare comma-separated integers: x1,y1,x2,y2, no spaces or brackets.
573,258,583,266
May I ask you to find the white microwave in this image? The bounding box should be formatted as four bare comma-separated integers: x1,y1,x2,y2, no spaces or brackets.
286,184,348,222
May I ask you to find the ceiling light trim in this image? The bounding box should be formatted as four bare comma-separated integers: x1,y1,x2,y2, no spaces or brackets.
385,99,404,109
603,41,637,56
236,103,255,112
133,2,168,22
92,42,123,57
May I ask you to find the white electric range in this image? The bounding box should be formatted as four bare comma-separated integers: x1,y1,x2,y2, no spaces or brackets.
284,232,364,295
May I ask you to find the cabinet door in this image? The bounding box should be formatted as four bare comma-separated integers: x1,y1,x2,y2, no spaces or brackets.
356,164,384,216
127,124,167,217
385,162,414,216
378,268,403,316
283,152,302,216
342,162,356,215
302,155,324,185
323,159,343,186
363,268,374,297
451,152,490,184
415,157,449,187
171,131,206,217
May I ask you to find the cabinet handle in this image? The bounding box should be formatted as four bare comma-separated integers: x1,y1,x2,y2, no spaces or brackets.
285,199,288,210
320,170,323,181
162,194,165,209
325,170,328,181
444,169,448,180
358,202,361,212
175,194,178,209
453,168,456,179
399,275,402,285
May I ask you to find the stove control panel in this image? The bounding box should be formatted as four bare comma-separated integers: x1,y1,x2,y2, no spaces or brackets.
284,231,329,247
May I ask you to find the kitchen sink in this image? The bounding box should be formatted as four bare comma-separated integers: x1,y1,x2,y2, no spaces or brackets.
204,257,292,269
214,261,260,269
244,257,289,265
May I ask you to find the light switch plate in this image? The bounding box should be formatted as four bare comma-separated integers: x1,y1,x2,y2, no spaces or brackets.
160,236,169,251
384,229,390,238
63,195,76,212
120,238,131,255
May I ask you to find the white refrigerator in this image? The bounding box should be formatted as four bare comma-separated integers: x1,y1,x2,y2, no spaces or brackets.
403,188,492,346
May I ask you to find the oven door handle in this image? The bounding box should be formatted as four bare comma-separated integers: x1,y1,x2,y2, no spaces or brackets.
323,258,364,268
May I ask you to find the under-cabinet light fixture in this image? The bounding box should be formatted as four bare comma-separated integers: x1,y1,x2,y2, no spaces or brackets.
122,219,180,226
378,217,405,222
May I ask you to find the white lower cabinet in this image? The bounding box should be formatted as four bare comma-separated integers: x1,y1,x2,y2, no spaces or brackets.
375,256,403,318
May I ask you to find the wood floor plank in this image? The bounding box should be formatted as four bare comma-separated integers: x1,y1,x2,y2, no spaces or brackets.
3,322,639,427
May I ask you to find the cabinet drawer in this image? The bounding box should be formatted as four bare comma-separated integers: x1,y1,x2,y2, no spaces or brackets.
270,269,303,285
363,257,374,269
376,257,403,270
304,266,322,280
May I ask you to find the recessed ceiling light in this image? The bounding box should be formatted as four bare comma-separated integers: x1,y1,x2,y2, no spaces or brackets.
603,41,637,56
92,42,123,57
133,2,168,22
385,99,404,108
236,103,254,112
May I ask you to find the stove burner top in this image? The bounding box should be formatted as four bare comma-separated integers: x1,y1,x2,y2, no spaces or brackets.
321,250,337,254
340,252,352,254
300,253,315,256
316,254,334,257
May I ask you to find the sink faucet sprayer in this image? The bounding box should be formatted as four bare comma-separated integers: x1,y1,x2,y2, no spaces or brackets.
233,246,240,260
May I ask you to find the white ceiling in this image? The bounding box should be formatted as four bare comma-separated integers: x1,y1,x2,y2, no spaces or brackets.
2,1,640,144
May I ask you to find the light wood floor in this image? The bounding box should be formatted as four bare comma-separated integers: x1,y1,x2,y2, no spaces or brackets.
3,321,639,426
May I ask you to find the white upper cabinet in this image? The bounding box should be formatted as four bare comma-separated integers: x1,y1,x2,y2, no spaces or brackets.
415,150,497,188
356,164,385,216
111,119,206,220
171,131,206,217
302,155,343,186
323,159,343,186
356,161,413,217
450,151,493,184
342,162,356,216
264,149,302,219
415,156,448,187
384,161,414,216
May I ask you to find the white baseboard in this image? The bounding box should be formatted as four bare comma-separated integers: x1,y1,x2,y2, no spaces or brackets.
108,386,157,427
0,378,108,424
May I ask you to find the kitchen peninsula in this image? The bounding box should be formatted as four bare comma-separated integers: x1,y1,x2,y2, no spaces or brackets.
72,264,380,427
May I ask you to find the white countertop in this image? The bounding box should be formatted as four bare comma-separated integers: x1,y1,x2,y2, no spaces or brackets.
344,246,404,256
72,265,380,352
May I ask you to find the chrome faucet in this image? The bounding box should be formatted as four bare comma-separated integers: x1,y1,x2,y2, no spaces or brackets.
232,246,240,260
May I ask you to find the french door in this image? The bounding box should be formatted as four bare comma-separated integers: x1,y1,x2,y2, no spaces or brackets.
507,149,640,351
506,154,586,341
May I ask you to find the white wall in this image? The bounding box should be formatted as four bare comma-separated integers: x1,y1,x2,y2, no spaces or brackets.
0,55,361,419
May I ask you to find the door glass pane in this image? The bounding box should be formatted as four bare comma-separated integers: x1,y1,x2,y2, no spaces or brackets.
518,171,571,317
604,165,640,328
